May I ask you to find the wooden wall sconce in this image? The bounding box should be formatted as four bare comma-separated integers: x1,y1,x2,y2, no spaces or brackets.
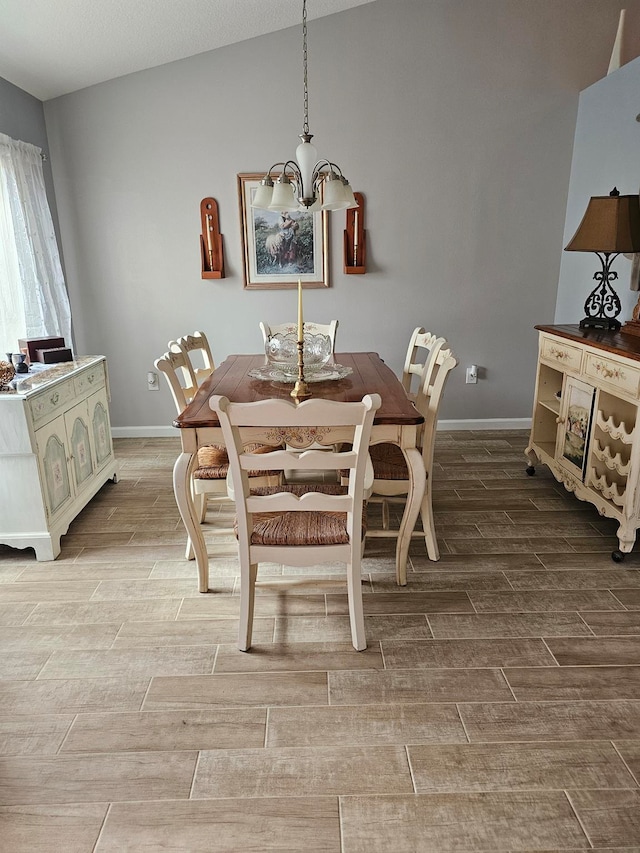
200,197,225,279
344,192,366,274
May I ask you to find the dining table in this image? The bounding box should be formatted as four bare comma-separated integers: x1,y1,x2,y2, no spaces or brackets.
172,352,426,592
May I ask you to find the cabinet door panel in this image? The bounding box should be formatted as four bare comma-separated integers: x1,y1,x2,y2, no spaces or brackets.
88,388,114,470
65,401,94,492
36,415,73,518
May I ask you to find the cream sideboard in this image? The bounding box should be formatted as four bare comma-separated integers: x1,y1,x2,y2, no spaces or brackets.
0,356,118,560
526,324,640,561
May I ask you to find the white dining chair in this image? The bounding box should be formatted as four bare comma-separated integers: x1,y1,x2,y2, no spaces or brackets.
169,331,215,387
366,336,458,573
210,392,381,651
155,345,279,560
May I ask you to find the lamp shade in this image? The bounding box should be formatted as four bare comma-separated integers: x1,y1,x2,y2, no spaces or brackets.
565,191,640,253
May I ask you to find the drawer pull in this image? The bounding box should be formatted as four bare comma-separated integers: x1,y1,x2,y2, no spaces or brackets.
50,392,59,405
556,416,565,425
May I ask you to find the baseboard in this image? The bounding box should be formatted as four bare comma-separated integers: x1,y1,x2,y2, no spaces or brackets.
112,418,532,439
437,417,531,431
111,426,178,438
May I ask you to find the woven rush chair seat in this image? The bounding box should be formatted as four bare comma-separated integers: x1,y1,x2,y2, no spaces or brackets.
194,444,279,481
236,484,366,546
370,443,409,480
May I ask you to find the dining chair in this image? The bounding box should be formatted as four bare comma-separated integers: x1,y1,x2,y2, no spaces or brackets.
210,392,381,651
169,331,215,387
366,336,458,575
401,326,442,400
154,347,279,559
260,319,339,352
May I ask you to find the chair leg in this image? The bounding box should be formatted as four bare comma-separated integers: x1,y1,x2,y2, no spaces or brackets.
238,558,258,652
346,553,367,651
421,475,440,561
381,499,390,530
194,492,206,523
185,536,194,561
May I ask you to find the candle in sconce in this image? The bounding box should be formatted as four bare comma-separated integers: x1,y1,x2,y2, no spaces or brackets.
297,279,304,343
353,210,359,266
205,213,213,268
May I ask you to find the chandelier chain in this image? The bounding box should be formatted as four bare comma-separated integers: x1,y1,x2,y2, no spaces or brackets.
302,0,309,135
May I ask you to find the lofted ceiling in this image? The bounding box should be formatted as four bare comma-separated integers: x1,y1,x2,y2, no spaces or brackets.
1,0,377,101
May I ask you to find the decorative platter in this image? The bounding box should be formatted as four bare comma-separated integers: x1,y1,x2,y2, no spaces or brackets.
247,364,353,384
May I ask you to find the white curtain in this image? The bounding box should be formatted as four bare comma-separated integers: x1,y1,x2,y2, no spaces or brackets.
0,133,72,354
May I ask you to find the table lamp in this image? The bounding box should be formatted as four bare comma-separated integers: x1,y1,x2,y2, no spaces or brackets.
565,187,640,331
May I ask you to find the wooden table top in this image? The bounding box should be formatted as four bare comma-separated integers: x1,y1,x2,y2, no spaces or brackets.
174,352,424,429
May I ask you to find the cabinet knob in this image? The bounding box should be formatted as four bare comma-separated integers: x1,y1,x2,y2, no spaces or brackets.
556,416,565,425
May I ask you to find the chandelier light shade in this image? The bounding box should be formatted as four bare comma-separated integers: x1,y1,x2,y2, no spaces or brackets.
565,187,640,331
251,0,357,213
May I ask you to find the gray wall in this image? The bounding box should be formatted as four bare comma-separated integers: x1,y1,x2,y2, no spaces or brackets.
42,0,631,431
556,56,640,324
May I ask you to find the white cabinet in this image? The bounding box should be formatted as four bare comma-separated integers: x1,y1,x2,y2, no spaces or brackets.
0,357,118,560
526,325,640,561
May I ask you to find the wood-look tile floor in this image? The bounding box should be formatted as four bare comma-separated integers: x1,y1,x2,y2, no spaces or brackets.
1,432,640,851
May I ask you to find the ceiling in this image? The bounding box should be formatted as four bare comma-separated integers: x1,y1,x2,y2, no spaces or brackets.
2,0,376,101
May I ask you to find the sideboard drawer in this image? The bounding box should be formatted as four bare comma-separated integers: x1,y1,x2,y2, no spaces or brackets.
30,378,75,427
584,352,640,398
540,337,583,372
74,363,105,397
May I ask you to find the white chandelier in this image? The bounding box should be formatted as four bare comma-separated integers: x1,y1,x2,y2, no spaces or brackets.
251,0,357,213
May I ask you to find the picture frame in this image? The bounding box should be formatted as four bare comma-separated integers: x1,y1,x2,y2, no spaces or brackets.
237,173,329,290
558,377,595,481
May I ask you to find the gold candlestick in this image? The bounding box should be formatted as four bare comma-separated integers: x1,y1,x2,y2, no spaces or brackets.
292,281,310,400
290,337,311,401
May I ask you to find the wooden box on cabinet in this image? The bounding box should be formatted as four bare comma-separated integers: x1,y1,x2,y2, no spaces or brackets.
526,324,640,561
0,356,119,560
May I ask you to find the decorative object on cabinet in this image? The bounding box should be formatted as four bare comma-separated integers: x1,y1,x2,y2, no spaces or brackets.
344,192,366,274
0,356,118,560
12,353,28,373
199,197,224,279
0,359,16,389
36,347,73,364
526,324,640,562
250,0,357,214
18,336,66,365
238,174,328,289
565,188,640,331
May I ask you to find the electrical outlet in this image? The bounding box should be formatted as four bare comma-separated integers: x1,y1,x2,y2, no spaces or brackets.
147,371,159,391
466,365,478,384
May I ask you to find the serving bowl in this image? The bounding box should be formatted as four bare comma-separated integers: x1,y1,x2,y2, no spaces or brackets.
265,332,332,377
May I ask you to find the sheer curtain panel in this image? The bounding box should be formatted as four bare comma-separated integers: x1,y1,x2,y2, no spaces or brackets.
0,133,71,354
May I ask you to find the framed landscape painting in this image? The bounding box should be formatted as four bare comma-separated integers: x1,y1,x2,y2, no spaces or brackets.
237,173,329,290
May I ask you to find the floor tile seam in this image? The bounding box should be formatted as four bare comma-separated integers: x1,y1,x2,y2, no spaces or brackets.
52,712,78,755
610,740,640,787
88,800,113,852
563,788,597,848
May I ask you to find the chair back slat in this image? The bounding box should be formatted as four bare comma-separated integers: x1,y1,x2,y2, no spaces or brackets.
246,492,353,513
170,331,215,386
222,397,372,428
154,349,198,413
239,448,358,472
